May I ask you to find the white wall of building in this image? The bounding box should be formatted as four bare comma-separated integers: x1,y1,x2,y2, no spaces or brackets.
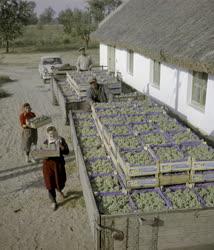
100,44,108,67
99,44,214,135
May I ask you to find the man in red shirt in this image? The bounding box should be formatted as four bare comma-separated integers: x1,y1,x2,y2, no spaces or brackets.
19,103,38,163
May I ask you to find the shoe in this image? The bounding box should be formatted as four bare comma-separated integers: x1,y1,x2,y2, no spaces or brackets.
51,202,57,211
25,155,30,163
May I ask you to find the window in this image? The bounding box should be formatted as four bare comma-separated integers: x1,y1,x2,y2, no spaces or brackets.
107,46,115,72
191,71,208,108
151,60,160,88
127,50,134,75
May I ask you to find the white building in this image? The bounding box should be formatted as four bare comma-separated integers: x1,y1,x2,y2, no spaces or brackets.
91,0,214,138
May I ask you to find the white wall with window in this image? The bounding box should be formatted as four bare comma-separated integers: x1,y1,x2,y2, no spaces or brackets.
99,43,214,135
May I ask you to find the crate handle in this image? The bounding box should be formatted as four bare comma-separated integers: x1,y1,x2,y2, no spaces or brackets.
96,224,124,241
138,217,163,227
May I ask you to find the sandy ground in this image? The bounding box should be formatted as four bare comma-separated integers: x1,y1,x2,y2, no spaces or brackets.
0,51,98,250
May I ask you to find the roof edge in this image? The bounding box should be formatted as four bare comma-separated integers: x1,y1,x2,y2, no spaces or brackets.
93,39,214,74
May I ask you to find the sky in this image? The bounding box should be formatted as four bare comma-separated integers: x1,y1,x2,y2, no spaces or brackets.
31,0,88,14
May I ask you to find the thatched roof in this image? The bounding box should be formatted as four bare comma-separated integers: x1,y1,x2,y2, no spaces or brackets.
91,0,214,74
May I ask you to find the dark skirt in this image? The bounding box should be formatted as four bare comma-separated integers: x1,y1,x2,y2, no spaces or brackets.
42,158,67,191
21,128,38,152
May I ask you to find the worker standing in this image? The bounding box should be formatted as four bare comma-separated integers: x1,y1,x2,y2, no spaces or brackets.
76,47,93,72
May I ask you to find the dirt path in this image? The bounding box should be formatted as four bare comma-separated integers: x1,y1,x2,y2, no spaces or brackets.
0,52,96,250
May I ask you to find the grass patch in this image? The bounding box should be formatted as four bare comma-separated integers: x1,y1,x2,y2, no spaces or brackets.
5,24,98,53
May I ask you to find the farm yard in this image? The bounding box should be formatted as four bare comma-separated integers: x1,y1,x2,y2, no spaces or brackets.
0,50,98,250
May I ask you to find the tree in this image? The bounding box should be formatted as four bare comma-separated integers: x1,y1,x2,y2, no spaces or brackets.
0,0,35,53
58,9,96,48
87,0,122,23
39,7,56,24
26,1,38,25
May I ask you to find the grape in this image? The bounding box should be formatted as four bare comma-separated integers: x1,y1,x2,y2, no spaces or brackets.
86,159,113,173
197,186,214,207
142,133,166,145
132,192,166,212
154,147,183,162
124,151,155,165
181,144,214,161
114,136,141,148
165,189,201,209
91,176,120,192
96,195,130,214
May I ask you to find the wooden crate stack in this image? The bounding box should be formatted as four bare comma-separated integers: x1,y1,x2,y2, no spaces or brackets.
91,104,214,190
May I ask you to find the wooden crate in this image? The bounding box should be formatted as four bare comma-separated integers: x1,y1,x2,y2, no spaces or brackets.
31,145,59,159
159,173,190,186
28,116,52,128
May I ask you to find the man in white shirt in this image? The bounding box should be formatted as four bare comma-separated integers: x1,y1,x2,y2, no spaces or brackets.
76,47,93,71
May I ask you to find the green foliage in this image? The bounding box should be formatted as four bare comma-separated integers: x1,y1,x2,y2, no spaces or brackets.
87,0,122,23
58,9,96,48
39,6,56,24
132,192,166,212
165,189,201,209
0,0,36,52
97,195,130,214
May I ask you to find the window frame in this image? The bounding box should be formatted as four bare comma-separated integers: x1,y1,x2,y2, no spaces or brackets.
189,71,208,112
127,50,134,75
150,60,160,89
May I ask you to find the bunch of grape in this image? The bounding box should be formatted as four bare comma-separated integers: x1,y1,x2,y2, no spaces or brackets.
114,136,141,148
126,115,145,123
124,151,155,165
165,189,201,209
74,112,92,120
132,123,155,133
181,144,214,161
83,146,107,159
91,176,120,192
87,159,113,173
158,119,180,131
108,125,129,135
154,147,183,162
197,186,214,207
100,116,125,125
142,133,166,145
76,126,96,137
97,195,130,214
80,137,101,148
132,192,166,212
173,131,199,144
75,119,94,127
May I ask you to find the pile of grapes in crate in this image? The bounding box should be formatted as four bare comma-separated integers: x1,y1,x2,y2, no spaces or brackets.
91,98,214,188
67,69,121,97
72,111,214,215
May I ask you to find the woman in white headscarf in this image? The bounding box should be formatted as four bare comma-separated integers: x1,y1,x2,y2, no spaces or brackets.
42,125,69,211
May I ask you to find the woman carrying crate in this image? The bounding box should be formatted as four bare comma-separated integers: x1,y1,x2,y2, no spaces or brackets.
42,125,69,211
19,103,38,163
